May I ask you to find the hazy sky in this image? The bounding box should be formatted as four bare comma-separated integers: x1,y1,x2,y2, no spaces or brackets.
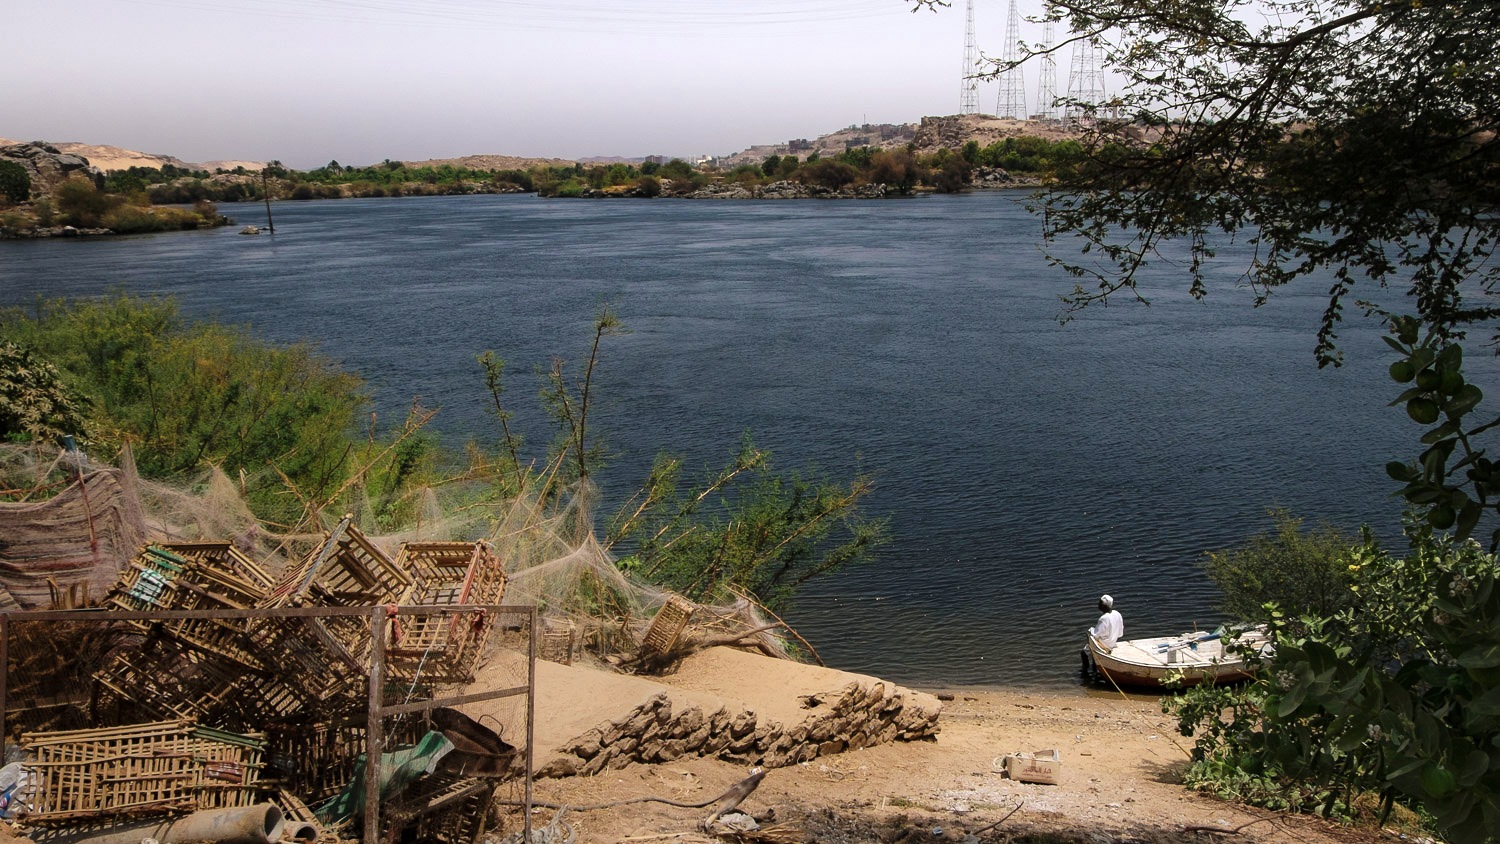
6,0,1057,168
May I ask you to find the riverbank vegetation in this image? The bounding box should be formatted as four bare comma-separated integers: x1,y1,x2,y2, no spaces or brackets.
0,175,229,236
977,0,1500,837
532,138,1082,198
0,294,887,611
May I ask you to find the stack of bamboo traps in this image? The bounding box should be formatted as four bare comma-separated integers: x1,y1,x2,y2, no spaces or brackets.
105,541,272,672
4,513,520,843
93,629,254,725
251,515,416,709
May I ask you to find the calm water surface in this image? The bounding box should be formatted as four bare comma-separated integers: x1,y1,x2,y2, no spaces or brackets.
0,192,1455,687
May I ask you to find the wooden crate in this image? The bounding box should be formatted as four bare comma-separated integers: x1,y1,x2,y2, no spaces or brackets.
186,725,268,810
157,542,274,670
104,542,273,670
386,542,507,685
158,542,274,591
93,632,249,725
639,594,695,655
94,632,323,731
220,673,317,728
253,516,415,700
17,720,265,824
397,772,498,844
104,546,193,627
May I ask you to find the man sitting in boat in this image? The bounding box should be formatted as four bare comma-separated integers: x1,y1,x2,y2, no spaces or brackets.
1080,594,1124,678
1090,594,1123,649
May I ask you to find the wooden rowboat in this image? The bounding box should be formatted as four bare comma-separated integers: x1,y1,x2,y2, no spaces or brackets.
1086,626,1270,689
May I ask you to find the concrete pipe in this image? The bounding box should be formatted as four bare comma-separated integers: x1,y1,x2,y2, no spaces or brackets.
36,804,285,844
284,821,320,842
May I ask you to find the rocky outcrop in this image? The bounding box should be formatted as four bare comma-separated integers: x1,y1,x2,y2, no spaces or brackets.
0,142,99,199
679,180,892,200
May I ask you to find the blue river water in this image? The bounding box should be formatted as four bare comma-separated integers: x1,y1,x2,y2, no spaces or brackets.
0,192,1453,687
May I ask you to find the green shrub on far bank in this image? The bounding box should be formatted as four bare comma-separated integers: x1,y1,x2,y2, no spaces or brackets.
1203,509,1358,624
62,135,1088,211
101,202,224,234
48,177,227,232
0,161,30,204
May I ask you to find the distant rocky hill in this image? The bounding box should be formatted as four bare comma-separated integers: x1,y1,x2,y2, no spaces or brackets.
400,153,576,171
0,137,261,173
720,114,1082,166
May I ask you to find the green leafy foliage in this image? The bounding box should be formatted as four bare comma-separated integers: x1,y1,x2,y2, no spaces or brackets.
930,155,973,194
605,436,889,610
0,294,367,524
46,178,224,232
1170,527,1500,841
1203,510,1357,624
0,161,30,204
795,159,858,190
0,342,88,444
54,177,120,227
1381,318,1498,547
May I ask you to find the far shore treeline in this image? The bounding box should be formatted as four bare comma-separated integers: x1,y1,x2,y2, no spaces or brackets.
134,136,1080,201
0,136,1084,237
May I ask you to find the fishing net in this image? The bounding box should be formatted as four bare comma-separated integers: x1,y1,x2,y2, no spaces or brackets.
0,442,793,667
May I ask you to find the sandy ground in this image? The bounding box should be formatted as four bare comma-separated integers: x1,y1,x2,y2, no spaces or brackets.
477,650,1392,844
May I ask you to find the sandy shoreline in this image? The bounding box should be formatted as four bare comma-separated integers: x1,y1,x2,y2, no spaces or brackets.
487,652,1390,844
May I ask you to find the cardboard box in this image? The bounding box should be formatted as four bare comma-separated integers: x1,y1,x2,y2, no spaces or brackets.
1004,749,1061,785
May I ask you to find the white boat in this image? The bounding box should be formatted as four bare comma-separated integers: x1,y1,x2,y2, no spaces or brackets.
1086,626,1270,689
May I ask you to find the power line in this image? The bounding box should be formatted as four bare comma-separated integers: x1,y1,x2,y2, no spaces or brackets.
111,0,907,34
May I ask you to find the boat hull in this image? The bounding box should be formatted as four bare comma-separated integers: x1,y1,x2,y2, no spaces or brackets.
1086,630,1264,690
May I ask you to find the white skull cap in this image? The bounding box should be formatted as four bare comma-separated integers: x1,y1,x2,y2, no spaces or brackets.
1100,594,1114,608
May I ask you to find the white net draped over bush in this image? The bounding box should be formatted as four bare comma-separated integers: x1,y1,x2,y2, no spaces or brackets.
0,443,792,665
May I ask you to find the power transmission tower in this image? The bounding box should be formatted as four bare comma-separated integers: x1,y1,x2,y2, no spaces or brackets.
994,0,1027,119
959,0,979,115
1036,17,1057,120
1065,37,1107,124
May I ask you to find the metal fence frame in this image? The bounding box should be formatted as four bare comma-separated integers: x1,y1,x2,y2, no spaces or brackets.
0,604,536,843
